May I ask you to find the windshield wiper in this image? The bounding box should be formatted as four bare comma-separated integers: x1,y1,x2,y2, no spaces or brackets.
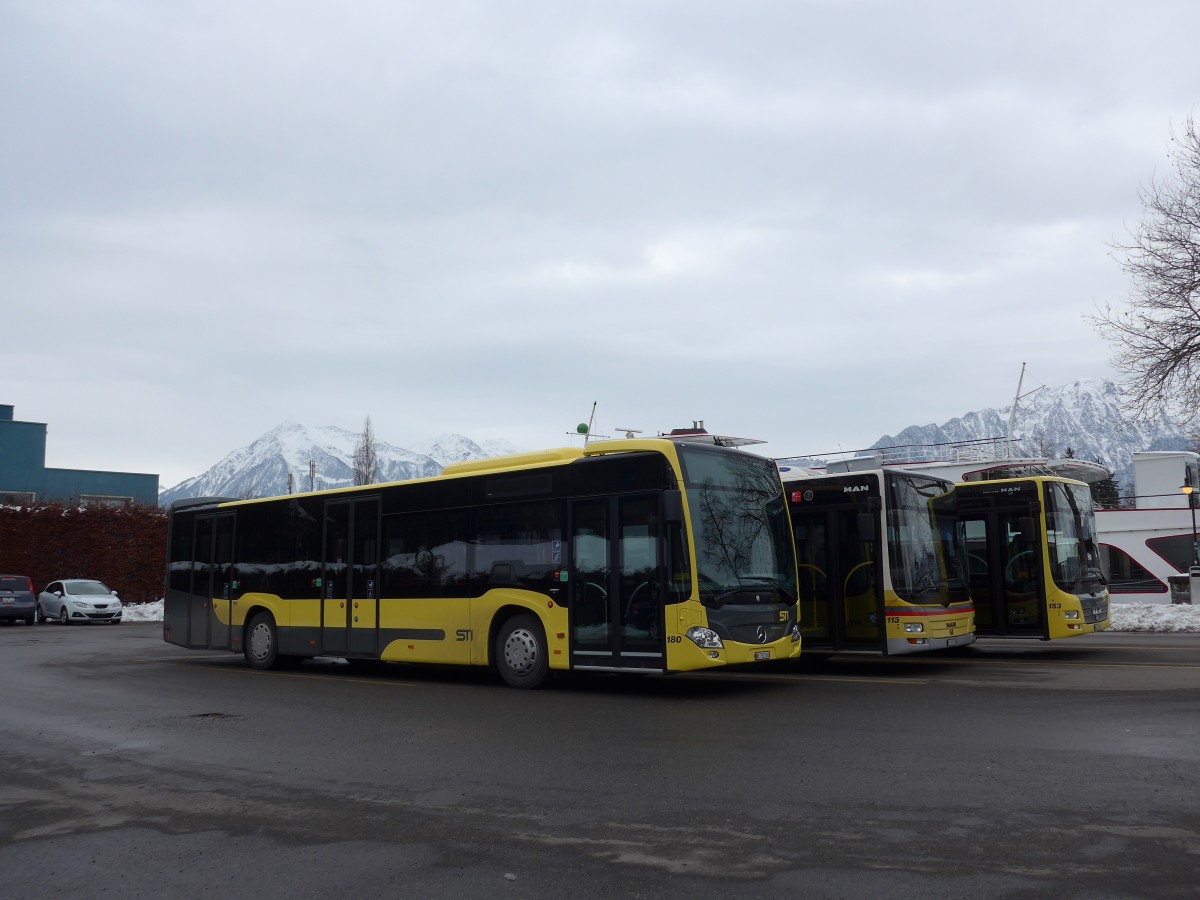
707,584,787,608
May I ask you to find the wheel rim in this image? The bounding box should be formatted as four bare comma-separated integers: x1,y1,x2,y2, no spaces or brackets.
249,621,273,661
60,609,68,624
502,627,539,676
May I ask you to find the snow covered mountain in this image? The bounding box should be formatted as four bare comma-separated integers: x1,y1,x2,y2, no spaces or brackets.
159,421,522,506
868,378,1193,491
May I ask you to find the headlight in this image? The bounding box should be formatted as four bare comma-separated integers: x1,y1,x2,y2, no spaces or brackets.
1064,610,1080,620
790,623,801,642
903,622,924,633
686,626,724,649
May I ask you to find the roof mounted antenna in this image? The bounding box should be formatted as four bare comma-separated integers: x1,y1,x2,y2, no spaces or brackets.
569,402,609,446
615,427,643,439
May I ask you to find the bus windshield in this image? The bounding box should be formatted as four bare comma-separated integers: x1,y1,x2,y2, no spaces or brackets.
887,474,969,604
676,446,797,607
1045,481,1106,594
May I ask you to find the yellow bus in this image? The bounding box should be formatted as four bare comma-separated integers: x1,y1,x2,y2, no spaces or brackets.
778,464,975,654
164,438,801,687
954,476,1110,639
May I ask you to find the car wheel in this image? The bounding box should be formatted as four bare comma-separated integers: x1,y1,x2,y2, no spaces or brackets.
244,612,279,670
494,613,551,689
25,615,35,626
59,608,70,625
32,606,42,624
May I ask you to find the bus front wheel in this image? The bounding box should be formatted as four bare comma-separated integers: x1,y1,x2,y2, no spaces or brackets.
245,612,280,670
495,613,550,689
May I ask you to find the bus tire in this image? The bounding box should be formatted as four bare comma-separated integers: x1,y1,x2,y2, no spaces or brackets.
495,613,550,689
245,612,280,670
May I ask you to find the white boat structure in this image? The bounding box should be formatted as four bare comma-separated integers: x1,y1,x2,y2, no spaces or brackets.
1093,450,1200,604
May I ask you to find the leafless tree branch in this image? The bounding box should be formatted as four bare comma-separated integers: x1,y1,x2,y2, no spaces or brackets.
1090,116,1200,422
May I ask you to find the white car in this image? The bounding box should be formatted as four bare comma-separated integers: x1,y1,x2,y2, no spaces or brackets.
37,579,123,625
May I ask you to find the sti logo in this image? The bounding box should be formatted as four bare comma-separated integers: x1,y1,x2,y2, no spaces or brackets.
843,485,870,493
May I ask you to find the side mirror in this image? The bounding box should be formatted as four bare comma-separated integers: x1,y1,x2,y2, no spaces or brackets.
856,512,877,542
662,490,685,525
1018,517,1037,542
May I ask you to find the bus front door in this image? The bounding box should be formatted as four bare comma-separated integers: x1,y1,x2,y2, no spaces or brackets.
792,505,883,652
962,509,1047,638
321,497,380,657
568,494,665,673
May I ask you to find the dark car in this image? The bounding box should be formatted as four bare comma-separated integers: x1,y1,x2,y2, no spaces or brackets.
0,574,38,625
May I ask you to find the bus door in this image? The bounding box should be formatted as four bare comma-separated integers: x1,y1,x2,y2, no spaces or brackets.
790,492,883,652
568,493,665,672
321,497,381,657
190,513,234,650
961,502,1046,637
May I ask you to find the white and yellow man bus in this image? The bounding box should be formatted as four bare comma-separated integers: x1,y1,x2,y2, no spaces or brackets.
953,476,1110,639
164,437,801,688
778,462,975,654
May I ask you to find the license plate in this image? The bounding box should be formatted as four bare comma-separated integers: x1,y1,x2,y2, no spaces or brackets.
754,650,771,660
1,598,12,604
946,637,959,646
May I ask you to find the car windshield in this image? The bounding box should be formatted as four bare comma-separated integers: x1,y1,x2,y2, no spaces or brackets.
67,581,112,596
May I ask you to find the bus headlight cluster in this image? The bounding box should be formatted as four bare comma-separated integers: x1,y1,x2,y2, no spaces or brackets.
1064,611,1080,620
903,622,924,634
686,626,724,649
790,623,801,642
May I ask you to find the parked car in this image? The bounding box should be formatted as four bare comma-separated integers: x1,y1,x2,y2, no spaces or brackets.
37,579,123,625
0,574,38,625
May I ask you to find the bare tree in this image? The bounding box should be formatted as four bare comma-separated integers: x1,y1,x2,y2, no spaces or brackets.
1091,116,1200,421
352,416,378,486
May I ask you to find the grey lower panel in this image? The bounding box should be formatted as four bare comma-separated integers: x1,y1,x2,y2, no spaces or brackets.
280,626,447,657
281,626,321,656
885,632,976,655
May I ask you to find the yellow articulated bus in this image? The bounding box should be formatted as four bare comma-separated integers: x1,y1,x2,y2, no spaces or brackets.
778,462,975,654
953,476,1110,639
164,437,801,688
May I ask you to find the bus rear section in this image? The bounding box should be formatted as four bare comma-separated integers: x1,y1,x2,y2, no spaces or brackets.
955,477,1109,639
781,465,975,655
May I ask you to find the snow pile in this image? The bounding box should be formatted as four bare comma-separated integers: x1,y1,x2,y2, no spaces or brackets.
122,600,164,622
1109,601,1200,633
119,599,1200,631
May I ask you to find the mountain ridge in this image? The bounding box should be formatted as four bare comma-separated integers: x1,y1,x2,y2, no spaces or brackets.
867,378,1192,491
158,422,522,505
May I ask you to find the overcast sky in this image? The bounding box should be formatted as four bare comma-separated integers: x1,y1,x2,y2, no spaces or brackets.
4,0,1198,489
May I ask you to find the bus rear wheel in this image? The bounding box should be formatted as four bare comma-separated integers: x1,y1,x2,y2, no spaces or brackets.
495,613,550,689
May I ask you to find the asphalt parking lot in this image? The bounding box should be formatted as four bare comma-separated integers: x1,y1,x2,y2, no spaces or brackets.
1,623,1198,899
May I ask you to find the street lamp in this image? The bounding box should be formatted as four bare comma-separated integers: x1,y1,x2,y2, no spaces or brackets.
1181,484,1200,567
